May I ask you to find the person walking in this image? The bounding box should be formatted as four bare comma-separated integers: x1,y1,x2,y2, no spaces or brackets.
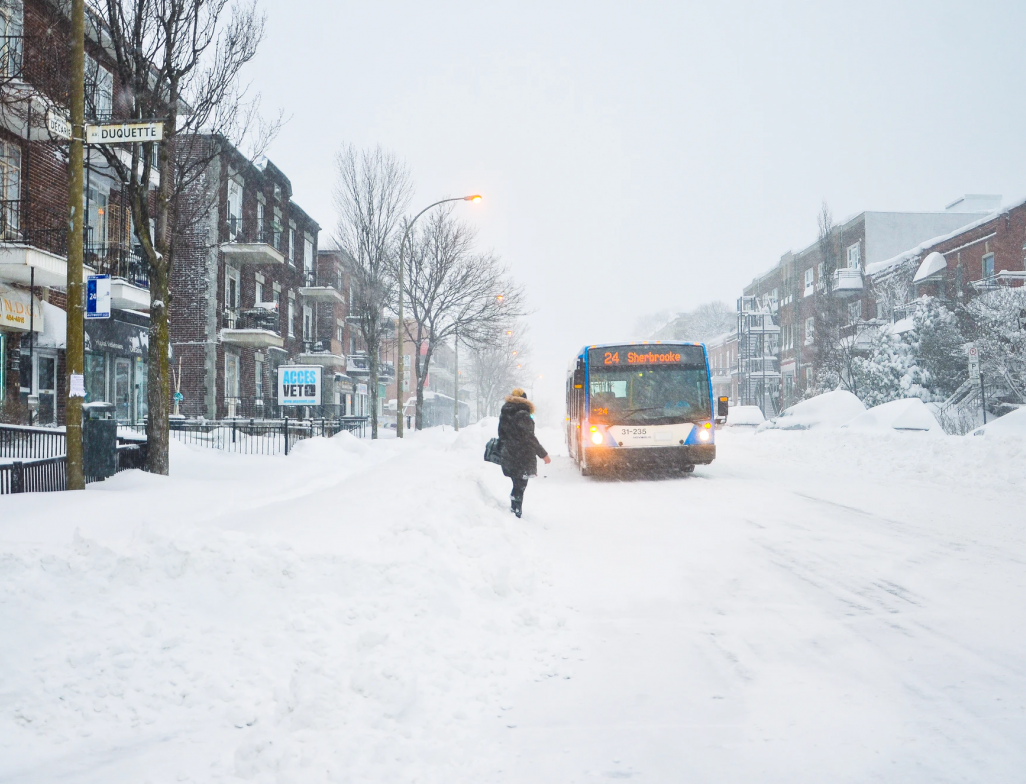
498,388,551,518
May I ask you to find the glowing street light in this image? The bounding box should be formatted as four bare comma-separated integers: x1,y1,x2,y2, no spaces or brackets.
397,194,483,438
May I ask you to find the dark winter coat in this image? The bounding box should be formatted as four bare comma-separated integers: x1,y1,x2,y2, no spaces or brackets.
498,395,549,478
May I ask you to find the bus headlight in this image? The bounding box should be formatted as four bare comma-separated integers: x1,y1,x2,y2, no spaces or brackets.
699,429,711,442
591,431,604,445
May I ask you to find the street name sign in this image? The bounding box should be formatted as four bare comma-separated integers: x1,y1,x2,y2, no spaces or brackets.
278,365,321,406
46,109,72,140
85,274,111,320
86,121,163,144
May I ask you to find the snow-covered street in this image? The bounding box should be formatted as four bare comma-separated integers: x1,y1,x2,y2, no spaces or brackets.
2,424,1025,783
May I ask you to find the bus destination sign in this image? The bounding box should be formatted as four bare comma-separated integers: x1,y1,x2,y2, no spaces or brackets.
589,345,705,367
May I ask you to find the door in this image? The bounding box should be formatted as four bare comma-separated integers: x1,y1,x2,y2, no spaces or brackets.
114,358,131,422
35,354,56,425
225,353,240,417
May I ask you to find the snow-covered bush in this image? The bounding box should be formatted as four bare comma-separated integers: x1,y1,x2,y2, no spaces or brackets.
964,287,1026,398
851,328,930,408
910,296,968,399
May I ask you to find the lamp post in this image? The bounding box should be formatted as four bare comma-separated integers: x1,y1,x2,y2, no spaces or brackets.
396,194,481,438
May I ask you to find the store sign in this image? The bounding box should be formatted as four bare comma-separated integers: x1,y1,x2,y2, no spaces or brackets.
357,383,368,396
84,318,148,356
278,365,321,406
86,275,111,320
0,285,44,332
86,121,163,144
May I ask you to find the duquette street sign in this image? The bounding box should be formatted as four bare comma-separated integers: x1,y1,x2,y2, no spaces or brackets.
86,121,163,144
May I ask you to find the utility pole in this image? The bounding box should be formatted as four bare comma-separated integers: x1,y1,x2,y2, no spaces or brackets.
66,0,86,489
453,332,460,431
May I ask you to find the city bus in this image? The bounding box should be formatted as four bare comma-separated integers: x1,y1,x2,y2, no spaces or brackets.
565,341,724,475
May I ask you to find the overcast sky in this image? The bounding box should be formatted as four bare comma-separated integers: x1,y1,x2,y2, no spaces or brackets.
246,0,1026,411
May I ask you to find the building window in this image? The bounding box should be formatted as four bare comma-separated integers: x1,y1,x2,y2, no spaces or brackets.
273,183,282,202
85,56,113,119
254,358,264,399
227,177,243,239
337,320,345,343
287,298,295,337
0,139,21,237
982,253,995,279
225,266,240,311
304,236,314,273
254,278,263,305
848,300,862,324
273,207,283,250
805,317,815,345
303,304,312,340
225,353,240,399
289,224,296,265
257,200,265,241
804,268,814,297
847,242,861,270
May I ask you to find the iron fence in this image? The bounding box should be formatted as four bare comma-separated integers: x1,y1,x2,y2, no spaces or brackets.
2,455,67,494
0,424,66,459
126,416,369,456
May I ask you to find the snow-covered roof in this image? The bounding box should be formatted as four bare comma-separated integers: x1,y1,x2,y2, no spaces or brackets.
865,194,1026,278
913,251,947,283
888,316,915,335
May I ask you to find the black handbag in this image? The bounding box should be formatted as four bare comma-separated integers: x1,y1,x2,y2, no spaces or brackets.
484,438,503,465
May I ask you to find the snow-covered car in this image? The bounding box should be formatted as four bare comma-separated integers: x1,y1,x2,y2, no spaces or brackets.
972,406,1026,437
758,390,866,431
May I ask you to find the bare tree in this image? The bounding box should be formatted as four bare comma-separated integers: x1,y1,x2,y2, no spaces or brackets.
92,0,270,474
333,144,411,438
468,320,531,418
397,206,524,429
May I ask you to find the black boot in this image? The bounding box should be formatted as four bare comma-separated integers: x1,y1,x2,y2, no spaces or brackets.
512,496,523,518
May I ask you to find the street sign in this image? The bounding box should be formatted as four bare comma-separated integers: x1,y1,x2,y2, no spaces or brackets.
278,365,321,406
86,121,163,144
967,344,980,381
46,109,71,140
85,275,111,320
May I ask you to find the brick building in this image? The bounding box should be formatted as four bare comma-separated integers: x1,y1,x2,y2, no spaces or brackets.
170,137,323,420
1,0,152,426
742,201,993,412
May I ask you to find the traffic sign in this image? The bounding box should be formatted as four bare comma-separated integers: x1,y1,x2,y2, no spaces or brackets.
86,121,163,144
85,275,111,320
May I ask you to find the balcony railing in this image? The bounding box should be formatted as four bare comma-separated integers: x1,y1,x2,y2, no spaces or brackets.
85,242,149,288
222,307,281,333
226,218,282,250
832,268,864,295
969,271,1026,291
0,201,69,258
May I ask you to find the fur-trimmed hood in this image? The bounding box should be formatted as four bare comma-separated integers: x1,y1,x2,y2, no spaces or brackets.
503,395,534,413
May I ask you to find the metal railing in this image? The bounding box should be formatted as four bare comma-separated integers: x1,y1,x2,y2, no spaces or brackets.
0,201,69,257
1,455,67,494
226,218,282,250
124,416,369,455
222,307,281,332
85,242,149,288
0,424,66,459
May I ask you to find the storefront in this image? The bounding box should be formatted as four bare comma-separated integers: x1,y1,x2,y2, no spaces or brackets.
1,284,49,422
84,312,149,424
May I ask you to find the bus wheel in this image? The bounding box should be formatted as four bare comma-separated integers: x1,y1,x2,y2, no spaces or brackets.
681,464,695,474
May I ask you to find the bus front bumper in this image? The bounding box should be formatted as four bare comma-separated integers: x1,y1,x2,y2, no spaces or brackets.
585,444,716,469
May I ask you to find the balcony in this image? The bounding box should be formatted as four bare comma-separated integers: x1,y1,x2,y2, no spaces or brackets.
832,268,864,296
0,203,74,287
297,339,347,369
86,242,150,311
345,353,394,379
220,307,283,349
298,285,344,303
969,270,1026,292
220,221,285,266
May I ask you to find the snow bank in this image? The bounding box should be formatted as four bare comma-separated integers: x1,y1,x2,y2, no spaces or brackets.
0,432,570,783
726,405,765,427
972,406,1026,438
760,390,866,431
842,398,944,433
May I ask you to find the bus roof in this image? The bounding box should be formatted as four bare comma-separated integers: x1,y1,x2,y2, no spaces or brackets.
576,340,708,356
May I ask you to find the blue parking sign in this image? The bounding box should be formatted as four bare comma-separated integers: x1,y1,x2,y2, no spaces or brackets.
86,275,111,320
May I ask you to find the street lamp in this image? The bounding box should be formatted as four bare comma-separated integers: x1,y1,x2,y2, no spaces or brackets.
396,194,482,438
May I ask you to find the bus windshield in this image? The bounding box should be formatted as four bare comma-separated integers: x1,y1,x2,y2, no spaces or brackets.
589,365,711,424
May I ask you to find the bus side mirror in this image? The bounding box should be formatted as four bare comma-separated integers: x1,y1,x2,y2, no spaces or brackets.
716,396,729,424
573,360,585,389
